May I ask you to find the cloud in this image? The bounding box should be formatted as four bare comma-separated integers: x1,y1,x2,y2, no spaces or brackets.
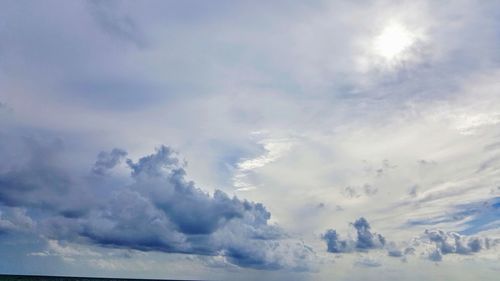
322,229,349,254
405,197,500,235
354,257,382,268
386,242,414,258
91,148,127,176
85,146,313,270
0,207,34,235
2,0,500,278
322,217,385,253
341,184,378,199
353,217,386,250
422,229,498,261
233,136,295,192
0,135,74,209
86,0,147,48
0,137,313,270
322,218,499,263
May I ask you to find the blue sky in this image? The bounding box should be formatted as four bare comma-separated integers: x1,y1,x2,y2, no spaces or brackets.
1,1,500,280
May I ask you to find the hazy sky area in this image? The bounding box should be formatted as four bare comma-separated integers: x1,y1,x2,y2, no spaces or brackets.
1,1,500,280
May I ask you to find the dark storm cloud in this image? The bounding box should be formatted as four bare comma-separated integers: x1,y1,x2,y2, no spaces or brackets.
0,136,313,270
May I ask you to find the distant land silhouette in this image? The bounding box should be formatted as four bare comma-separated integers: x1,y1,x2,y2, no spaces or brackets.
0,275,206,281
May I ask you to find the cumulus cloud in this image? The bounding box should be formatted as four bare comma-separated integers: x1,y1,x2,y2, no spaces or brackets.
421,229,498,261
0,137,313,270
322,217,385,253
354,217,386,250
322,217,498,264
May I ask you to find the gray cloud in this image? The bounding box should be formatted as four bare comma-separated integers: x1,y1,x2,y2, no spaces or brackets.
0,207,34,235
386,242,414,258
354,257,382,268
0,136,74,209
91,148,127,176
87,0,147,48
0,137,313,270
406,197,500,235
2,0,500,277
354,217,386,250
322,220,498,263
322,217,385,254
342,184,378,199
322,229,349,253
423,229,497,261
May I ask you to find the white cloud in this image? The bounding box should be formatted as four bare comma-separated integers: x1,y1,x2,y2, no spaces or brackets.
2,0,500,279
234,136,295,192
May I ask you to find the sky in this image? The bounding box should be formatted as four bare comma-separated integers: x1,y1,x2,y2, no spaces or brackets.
1,0,500,280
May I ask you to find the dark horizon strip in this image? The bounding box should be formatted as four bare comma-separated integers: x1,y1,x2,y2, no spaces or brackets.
0,274,210,281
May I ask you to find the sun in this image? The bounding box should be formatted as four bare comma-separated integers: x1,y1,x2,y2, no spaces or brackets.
373,22,416,61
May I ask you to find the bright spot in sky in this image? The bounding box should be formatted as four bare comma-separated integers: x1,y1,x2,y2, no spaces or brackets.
373,22,416,60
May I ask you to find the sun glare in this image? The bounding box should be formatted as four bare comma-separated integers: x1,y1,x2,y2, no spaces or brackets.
373,22,415,60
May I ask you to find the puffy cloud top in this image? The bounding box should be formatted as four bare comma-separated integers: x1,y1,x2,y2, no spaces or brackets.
322,217,386,253
0,137,313,270
422,229,497,261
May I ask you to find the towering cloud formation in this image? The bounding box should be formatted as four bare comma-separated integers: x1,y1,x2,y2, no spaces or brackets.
353,217,386,250
0,136,313,270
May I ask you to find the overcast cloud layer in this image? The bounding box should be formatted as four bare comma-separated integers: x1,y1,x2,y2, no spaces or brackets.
1,1,500,280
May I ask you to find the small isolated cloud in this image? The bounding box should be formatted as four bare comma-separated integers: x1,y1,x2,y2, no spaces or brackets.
342,184,378,199
322,217,386,253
